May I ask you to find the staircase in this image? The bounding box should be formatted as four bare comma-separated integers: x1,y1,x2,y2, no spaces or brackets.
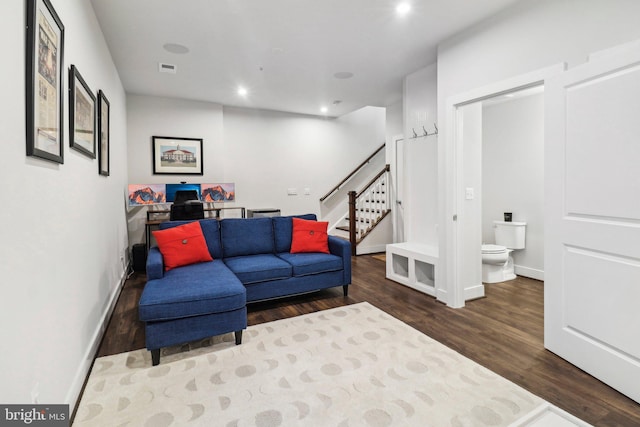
320,144,391,255
342,164,391,255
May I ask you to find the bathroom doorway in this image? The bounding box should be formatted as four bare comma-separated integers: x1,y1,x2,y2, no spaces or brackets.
480,86,545,282
444,44,640,401
441,64,564,308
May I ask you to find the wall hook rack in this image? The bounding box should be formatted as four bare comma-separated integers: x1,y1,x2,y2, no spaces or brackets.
409,123,438,139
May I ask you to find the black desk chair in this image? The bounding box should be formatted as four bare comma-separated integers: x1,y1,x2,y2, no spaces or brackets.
170,190,205,221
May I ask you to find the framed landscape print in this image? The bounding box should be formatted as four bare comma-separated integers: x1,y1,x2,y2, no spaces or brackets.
152,136,203,175
69,65,96,158
97,90,110,176
201,183,235,202
25,0,65,164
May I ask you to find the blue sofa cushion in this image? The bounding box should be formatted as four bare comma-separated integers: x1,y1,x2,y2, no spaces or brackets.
224,254,292,284
273,214,317,253
159,218,223,260
139,260,245,321
277,252,343,277
221,218,275,257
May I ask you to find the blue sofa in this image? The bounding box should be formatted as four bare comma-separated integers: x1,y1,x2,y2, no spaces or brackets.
139,214,351,365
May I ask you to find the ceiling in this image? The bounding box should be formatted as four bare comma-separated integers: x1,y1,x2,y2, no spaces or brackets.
90,0,521,117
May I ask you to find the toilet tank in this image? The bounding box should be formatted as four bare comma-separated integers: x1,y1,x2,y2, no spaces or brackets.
494,221,526,249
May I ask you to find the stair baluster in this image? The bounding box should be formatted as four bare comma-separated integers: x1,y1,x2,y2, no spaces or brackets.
346,164,391,255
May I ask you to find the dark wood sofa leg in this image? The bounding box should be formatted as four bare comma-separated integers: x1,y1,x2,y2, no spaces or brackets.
343,285,349,297
151,349,160,366
235,330,243,345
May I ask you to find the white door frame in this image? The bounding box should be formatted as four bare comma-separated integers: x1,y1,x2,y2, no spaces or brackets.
389,134,405,243
441,64,566,308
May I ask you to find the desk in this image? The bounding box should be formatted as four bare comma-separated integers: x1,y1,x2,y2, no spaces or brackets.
145,206,246,250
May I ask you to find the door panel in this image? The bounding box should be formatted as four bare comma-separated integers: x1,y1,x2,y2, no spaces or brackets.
565,246,640,358
545,43,640,403
565,65,640,219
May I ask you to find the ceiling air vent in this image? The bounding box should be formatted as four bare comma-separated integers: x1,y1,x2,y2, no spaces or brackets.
158,62,177,74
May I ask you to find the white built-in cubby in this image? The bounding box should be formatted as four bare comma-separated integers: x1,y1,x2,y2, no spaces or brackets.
386,242,438,297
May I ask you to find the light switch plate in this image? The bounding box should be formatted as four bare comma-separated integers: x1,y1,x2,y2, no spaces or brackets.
465,187,474,200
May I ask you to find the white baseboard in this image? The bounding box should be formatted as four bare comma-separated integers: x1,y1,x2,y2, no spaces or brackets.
515,265,544,281
357,244,387,255
464,284,485,301
436,288,448,304
65,263,130,407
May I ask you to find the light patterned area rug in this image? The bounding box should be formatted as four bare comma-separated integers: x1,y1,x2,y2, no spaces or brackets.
75,303,558,426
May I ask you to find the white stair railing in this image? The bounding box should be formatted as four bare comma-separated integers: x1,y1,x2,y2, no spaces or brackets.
348,164,390,255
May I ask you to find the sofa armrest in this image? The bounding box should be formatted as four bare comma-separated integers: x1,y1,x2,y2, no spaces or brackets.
146,247,164,280
328,236,351,285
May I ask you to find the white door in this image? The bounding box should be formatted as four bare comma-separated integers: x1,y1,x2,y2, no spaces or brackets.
545,43,640,403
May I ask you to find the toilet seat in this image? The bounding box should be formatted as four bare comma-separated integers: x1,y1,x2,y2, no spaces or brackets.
482,244,507,254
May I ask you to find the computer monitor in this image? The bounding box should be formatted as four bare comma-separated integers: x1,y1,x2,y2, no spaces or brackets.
165,183,201,203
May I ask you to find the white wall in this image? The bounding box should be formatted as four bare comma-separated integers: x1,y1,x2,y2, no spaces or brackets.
222,106,385,219
385,101,403,146
0,0,128,406
482,93,544,279
436,0,640,302
125,96,386,245
126,95,225,246
402,64,438,245
127,96,224,184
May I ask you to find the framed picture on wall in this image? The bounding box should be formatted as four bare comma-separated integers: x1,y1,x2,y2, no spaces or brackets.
69,65,96,158
201,183,235,202
25,0,65,164
152,136,203,175
97,90,110,176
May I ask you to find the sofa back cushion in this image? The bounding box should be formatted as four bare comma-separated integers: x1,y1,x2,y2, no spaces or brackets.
159,218,223,259
273,214,317,253
221,217,275,258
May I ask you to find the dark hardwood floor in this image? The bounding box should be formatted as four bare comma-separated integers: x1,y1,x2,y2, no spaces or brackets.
95,255,640,426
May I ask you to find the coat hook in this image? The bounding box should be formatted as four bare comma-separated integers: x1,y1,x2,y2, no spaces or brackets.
412,128,418,138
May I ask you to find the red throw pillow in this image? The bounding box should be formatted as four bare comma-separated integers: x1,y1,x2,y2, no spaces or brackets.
152,221,213,271
290,218,329,254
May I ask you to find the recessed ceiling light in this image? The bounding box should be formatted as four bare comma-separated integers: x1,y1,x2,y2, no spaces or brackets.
333,72,354,80
163,43,190,54
237,86,248,97
396,2,411,15
320,106,328,114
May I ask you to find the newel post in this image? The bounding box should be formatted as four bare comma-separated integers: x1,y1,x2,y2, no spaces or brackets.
348,190,357,256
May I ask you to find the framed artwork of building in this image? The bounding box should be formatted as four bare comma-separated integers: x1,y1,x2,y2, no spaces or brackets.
152,136,203,175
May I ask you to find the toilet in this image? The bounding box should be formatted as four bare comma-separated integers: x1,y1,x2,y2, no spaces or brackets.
482,221,526,284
